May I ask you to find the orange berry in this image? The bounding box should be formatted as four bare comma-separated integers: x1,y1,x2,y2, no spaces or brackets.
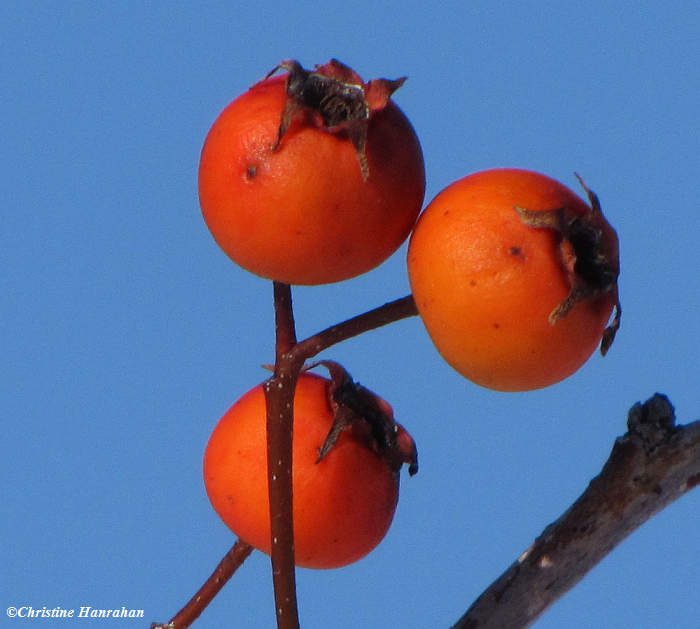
198,60,425,285
407,168,620,391
203,372,416,568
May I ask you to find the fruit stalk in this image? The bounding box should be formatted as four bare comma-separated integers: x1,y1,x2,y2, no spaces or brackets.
155,291,419,628
295,294,418,357
263,289,418,629
264,282,304,629
150,539,253,629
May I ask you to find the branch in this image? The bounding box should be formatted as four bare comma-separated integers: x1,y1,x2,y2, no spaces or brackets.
151,539,253,629
156,291,419,629
295,294,417,357
265,282,303,629
272,281,297,351
263,291,418,629
453,393,700,629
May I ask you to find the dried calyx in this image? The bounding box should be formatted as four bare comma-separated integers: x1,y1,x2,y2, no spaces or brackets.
306,360,418,476
265,59,406,181
515,174,621,355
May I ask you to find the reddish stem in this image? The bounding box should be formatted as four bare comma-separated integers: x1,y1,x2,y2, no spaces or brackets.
150,539,253,629
264,282,303,629
158,290,419,629
272,281,297,351
296,294,418,356
264,290,418,629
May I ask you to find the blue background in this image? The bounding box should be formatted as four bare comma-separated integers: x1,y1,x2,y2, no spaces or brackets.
3,2,699,628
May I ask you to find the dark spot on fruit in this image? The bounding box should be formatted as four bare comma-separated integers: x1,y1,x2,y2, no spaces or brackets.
509,246,525,260
469,279,477,287
246,165,257,180
493,322,500,329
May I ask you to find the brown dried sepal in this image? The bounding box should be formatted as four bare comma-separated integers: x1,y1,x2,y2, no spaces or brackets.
515,174,622,355
305,360,418,476
264,59,406,181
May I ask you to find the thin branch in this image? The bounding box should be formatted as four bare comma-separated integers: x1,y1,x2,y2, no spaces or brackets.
273,281,297,351
154,290,420,629
150,539,253,629
260,291,420,629
452,394,700,629
294,294,418,357
263,291,418,629
265,282,302,629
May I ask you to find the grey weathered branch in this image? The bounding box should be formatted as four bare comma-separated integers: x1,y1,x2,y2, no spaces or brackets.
453,393,700,629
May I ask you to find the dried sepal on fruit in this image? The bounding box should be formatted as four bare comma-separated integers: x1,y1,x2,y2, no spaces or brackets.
306,360,418,476
204,367,417,568
199,58,425,285
407,168,620,391
515,173,621,354
265,59,406,180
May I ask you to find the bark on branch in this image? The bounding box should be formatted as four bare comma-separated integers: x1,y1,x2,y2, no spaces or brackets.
453,393,700,629
150,540,253,629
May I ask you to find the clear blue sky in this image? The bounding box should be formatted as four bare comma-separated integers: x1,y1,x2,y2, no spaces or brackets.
3,2,699,628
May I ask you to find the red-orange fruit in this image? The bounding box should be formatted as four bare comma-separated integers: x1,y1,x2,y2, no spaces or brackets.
203,373,414,569
407,168,620,391
198,60,425,285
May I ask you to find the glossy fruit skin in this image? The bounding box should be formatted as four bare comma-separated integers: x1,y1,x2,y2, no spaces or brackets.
198,74,425,285
407,168,619,392
203,373,400,569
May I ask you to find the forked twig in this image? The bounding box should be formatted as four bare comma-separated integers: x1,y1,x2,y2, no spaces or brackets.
153,290,419,629
264,288,419,629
